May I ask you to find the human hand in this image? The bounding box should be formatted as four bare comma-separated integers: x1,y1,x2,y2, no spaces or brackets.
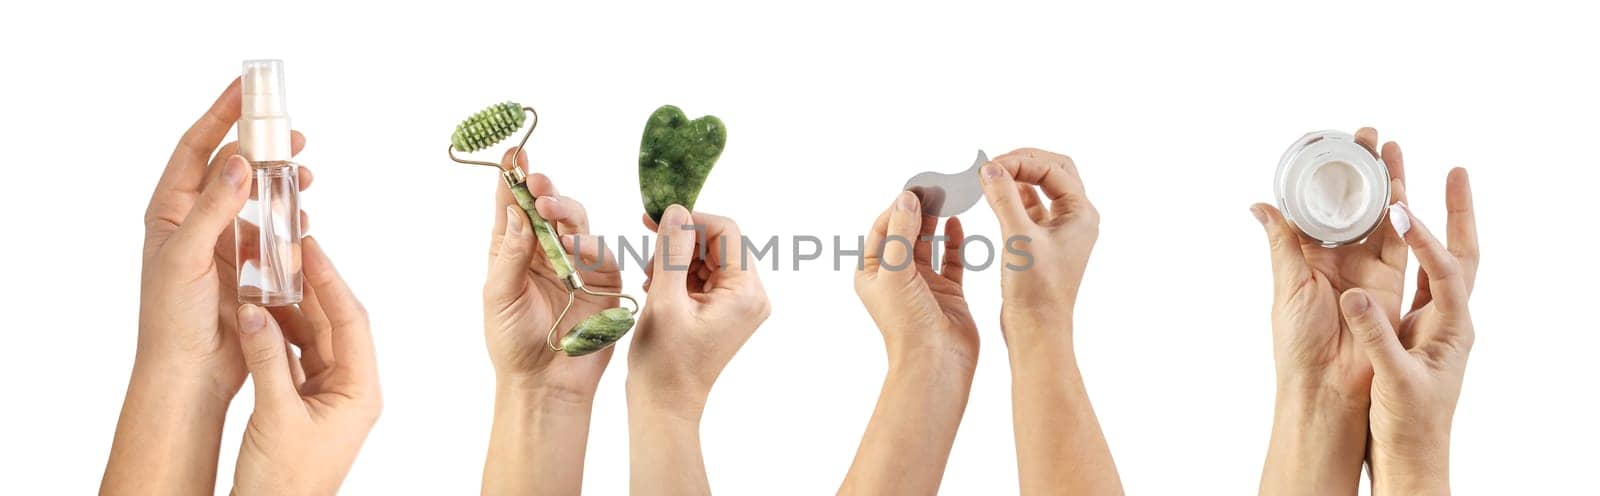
1252,128,1408,410
628,205,770,418
230,237,380,495
483,148,620,397
854,191,977,369
138,78,311,400
976,147,1098,348
1340,169,1478,495
1255,128,1408,494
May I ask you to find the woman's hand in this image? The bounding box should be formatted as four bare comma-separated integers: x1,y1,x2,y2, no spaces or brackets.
854,191,978,368
979,148,1099,345
840,192,976,495
1340,170,1478,494
231,238,381,495
1255,128,1408,493
978,148,1121,495
481,149,622,494
483,149,621,394
628,205,771,494
103,78,310,495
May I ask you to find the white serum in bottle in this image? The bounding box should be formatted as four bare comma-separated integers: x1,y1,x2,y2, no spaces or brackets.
235,59,302,306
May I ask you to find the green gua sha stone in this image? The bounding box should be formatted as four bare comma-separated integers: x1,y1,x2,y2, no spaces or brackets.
639,105,726,223
559,307,635,356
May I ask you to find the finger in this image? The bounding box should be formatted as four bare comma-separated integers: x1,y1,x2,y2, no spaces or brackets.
941,217,965,284
912,211,939,268
1354,127,1379,155
690,211,757,288
1017,183,1047,222
1410,266,1434,313
302,237,378,388
297,163,313,191
1251,204,1312,295
993,148,1088,215
486,206,535,305
561,233,621,273
156,79,242,197
525,172,559,197
1388,202,1469,313
166,156,250,269
1339,289,1410,379
880,192,922,282
1445,168,1478,291
980,162,1033,232
490,148,530,236
860,207,893,274
237,304,300,408
1376,179,1409,265
269,305,331,379
535,195,590,235
1381,141,1406,194
648,205,697,302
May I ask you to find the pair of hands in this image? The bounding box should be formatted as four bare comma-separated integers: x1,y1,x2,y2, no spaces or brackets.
481,149,770,493
845,148,1119,494
106,80,380,495
1255,128,1478,494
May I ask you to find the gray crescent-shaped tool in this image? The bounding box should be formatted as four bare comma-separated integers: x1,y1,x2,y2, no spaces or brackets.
903,150,988,217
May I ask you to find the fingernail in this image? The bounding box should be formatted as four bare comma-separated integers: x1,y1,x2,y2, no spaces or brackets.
239,304,267,334
897,191,918,212
1388,201,1411,237
663,205,687,226
506,206,523,235
223,156,247,185
981,163,1003,183
1250,205,1267,225
539,195,558,206
1340,291,1370,315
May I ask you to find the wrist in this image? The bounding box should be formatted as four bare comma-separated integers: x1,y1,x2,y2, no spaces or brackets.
885,339,978,375
1000,311,1073,350
495,371,597,408
1371,463,1450,495
625,378,708,423
129,355,237,409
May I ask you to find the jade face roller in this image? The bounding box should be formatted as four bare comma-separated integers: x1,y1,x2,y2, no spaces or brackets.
903,150,987,217
448,102,640,356
1275,130,1391,247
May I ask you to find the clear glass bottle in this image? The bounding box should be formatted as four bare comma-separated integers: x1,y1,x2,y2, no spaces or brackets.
236,60,303,305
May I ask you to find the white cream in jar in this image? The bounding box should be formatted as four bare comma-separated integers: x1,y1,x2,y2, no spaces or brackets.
1275,131,1391,246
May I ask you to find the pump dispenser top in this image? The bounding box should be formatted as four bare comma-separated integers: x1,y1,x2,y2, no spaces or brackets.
239,59,292,162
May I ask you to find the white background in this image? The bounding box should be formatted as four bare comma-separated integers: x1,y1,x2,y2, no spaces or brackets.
2,1,1596,494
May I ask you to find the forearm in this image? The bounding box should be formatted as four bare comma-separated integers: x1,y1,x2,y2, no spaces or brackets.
483,377,597,496
1259,387,1368,496
626,387,710,495
102,361,230,495
1007,330,1122,495
839,351,975,495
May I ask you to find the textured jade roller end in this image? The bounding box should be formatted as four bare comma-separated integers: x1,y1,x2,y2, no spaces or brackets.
452,101,527,153
559,307,636,356
639,105,726,223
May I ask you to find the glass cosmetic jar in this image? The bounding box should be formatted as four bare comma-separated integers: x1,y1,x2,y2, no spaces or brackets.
1274,130,1391,247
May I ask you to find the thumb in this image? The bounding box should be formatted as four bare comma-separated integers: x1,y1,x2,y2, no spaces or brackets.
485,206,536,305
237,304,299,409
979,162,1032,233
167,156,251,267
1251,204,1311,295
648,205,696,301
1338,289,1410,379
879,192,922,283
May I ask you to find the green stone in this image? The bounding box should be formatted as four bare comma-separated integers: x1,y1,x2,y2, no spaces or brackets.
639,105,726,223
559,307,635,356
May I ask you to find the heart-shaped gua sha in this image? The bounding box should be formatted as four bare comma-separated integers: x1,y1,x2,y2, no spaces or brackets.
639,105,726,223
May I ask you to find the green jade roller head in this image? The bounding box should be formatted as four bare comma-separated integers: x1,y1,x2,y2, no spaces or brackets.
448,101,638,357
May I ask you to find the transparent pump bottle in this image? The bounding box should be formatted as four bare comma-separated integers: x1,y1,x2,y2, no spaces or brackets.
236,60,302,306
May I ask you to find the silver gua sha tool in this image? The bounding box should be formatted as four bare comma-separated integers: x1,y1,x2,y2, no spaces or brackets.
902,150,988,217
